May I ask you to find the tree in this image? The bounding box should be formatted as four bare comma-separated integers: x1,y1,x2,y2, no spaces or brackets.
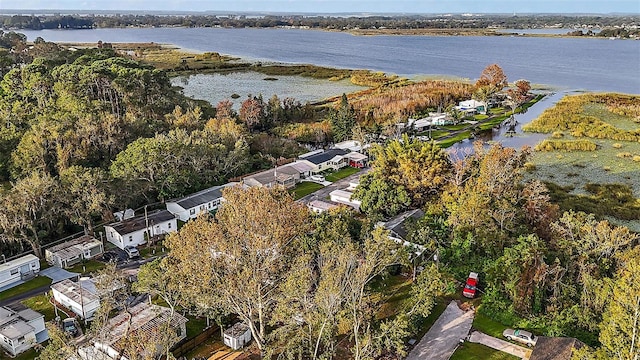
353,174,411,218
37,323,77,360
239,94,266,131
329,93,356,142
0,171,59,257
59,166,113,234
354,134,451,215
476,63,508,90
164,186,310,351
596,247,640,360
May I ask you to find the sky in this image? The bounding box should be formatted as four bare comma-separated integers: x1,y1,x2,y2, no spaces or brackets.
0,0,638,14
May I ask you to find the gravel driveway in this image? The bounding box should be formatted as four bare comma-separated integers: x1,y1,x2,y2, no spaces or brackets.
405,300,475,360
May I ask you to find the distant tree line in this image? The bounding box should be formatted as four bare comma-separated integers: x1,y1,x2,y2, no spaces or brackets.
1,14,638,32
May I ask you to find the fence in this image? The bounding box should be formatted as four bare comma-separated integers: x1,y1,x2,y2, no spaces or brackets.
172,324,220,358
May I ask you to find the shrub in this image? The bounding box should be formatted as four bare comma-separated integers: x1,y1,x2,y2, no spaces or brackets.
613,143,623,149
534,139,598,152
616,152,633,158
524,162,536,172
603,166,611,171
552,131,564,138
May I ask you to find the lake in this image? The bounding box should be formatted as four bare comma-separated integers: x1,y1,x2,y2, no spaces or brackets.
15,27,640,94
171,72,366,108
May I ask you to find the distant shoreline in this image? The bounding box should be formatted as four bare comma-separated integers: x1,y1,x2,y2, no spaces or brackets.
6,25,623,40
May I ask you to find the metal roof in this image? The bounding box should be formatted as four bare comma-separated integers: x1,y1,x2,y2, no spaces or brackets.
0,254,38,273
51,278,100,305
106,210,175,236
383,209,425,240
169,184,228,210
301,149,348,165
46,235,102,260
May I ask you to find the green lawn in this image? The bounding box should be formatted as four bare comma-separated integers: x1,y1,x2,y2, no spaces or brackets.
186,315,209,338
22,294,56,321
450,342,519,360
441,123,470,131
0,276,52,299
437,131,472,148
67,259,106,275
0,348,39,360
325,167,361,182
139,243,168,259
289,181,324,200
472,312,510,339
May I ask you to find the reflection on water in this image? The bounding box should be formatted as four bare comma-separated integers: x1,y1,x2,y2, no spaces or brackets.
172,72,366,108
449,91,569,152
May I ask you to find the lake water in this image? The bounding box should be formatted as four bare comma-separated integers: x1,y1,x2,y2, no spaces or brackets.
449,91,567,152
171,72,366,107
15,27,640,94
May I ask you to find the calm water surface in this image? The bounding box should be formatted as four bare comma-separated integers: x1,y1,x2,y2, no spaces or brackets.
17,27,640,94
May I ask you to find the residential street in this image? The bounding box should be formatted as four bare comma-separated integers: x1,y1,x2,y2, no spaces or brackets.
468,331,532,359
405,300,475,360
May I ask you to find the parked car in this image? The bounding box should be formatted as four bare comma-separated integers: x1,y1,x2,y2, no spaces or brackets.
309,174,325,182
503,329,537,347
62,318,79,337
462,272,479,298
124,246,140,259
102,251,118,263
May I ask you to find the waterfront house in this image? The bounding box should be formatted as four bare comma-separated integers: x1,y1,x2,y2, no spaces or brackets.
45,235,104,269
104,210,177,250
0,305,48,356
166,183,236,222
456,99,487,115
0,254,40,290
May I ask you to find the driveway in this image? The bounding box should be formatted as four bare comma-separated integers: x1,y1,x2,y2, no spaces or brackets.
405,300,475,360
468,331,532,359
298,169,369,204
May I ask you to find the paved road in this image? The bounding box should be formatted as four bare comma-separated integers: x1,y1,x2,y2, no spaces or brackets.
405,300,475,360
0,284,51,307
468,331,532,359
298,168,370,204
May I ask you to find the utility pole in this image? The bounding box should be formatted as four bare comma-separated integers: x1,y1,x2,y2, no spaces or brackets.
144,205,150,241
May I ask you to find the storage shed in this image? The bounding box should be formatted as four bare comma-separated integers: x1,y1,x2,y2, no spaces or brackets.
223,322,252,350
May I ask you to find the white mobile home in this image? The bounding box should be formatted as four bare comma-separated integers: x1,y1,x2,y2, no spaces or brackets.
0,255,40,290
329,189,361,210
51,278,100,320
166,183,235,222
0,306,48,356
104,210,177,250
45,235,104,269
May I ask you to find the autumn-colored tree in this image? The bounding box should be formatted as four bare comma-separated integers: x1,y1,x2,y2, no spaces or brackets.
165,105,204,132
215,99,236,120
515,79,531,97
476,63,508,89
239,94,266,131
165,186,310,351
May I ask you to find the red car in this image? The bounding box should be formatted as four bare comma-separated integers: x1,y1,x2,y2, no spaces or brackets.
462,272,479,298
